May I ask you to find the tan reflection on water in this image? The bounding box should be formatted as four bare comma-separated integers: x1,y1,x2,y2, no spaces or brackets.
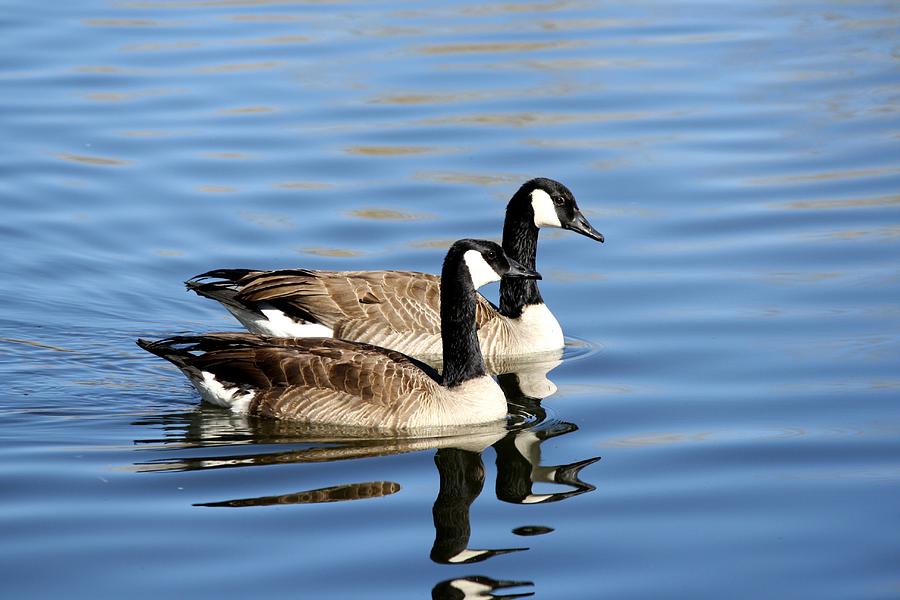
344,145,437,156
439,57,654,72
196,184,237,193
407,238,456,250
118,130,174,137
369,82,594,106
218,106,275,114
0,338,76,353
204,152,253,159
349,208,433,221
422,110,683,128
413,171,525,186
458,2,596,17
545,270,606,283
120,0,353,7
53,152,132,166
774,194,900,210
760,272,844,285
83,18,177,27
416,40,582,55
240,211,294,229
120,41,202,53
233,35,310,45
523,134,677,149
601,431,714,448
272,181,332,190
83,89,183,103
226,14,306,22
194,61,282,74
75,65,140,74
299,246,364,258
749,166,900,186
819,227,900,241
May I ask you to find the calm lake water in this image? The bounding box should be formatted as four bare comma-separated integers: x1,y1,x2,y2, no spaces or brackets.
2,0,899,598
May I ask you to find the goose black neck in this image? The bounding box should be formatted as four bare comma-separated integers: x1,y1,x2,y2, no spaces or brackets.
440,252,488,388
499,208,543,318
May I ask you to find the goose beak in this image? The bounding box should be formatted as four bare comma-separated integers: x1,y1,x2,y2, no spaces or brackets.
505,258,542,280
565,209,604,243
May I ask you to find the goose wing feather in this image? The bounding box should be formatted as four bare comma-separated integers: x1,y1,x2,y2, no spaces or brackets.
228,269,501,341
165,334,444,426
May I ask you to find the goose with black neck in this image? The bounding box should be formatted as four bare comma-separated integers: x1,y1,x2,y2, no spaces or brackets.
138,240,541,429
186,177,603,358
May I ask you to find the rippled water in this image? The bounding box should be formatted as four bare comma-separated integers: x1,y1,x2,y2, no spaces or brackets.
2,1,899,598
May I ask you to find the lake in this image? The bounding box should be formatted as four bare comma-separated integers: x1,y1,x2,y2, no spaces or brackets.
1,0,899,598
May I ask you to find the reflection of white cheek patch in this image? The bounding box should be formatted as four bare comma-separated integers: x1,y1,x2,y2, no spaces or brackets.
463,250,502,288
531,189,562,228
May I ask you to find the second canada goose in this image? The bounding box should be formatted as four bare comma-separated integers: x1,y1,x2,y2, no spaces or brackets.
138,239,540,428
187,177,603,357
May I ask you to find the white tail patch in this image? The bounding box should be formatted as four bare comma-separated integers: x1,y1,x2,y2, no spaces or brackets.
259,307,333,337
530,188,562,228
192,371,255,413
223,303,333,338
463,249,502,289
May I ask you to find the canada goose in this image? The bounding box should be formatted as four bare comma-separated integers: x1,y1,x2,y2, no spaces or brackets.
138,239,540,428
186,177,603,357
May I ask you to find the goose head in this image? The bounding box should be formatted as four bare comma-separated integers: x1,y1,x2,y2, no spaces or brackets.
451,239,542,289
514,177,605,243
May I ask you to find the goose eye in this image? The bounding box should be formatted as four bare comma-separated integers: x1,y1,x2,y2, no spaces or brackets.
553,196,565,206
484,250,496,260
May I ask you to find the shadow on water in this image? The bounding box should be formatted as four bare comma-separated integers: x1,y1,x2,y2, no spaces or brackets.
130,354,600,597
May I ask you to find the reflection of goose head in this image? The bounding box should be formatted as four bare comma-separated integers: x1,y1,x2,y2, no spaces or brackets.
432,575,534,600
430,448,527,564
494,422,600,505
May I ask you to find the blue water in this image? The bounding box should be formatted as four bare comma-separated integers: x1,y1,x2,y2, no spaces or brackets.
2,0,899,597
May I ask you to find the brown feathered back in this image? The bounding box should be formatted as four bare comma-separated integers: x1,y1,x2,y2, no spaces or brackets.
165,334,445,427
233,269,501,346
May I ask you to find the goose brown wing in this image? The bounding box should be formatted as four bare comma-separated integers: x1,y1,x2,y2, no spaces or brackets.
177,335,443,426
232,269,501,339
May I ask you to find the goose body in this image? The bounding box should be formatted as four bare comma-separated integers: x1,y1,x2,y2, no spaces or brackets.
188,178,603,358
139,240,541,428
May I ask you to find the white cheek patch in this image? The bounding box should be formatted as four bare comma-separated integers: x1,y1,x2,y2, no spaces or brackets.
463,249,502,289
530,189,562,228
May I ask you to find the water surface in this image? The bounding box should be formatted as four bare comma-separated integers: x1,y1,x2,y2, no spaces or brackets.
2,1,899,598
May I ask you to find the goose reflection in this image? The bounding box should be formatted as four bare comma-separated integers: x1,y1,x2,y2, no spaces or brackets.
132,350,598,596
432,575,534,600
430,447,527,564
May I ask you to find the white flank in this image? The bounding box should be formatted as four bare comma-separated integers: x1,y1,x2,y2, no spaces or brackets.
463,249,502,289
193,371,255,413
221,303,333,338
530,188,562,228
259,307,333,337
